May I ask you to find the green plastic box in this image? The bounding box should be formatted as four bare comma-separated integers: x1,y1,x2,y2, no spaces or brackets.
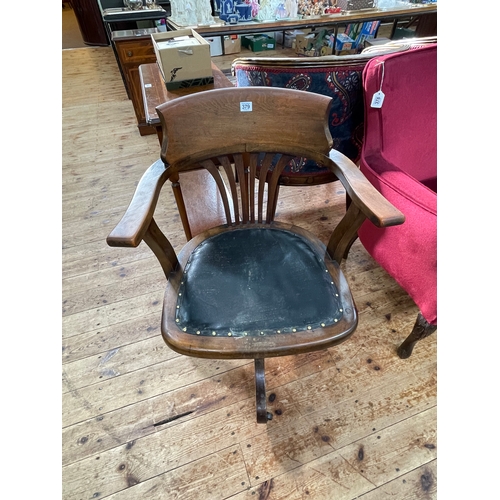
241,34,276,52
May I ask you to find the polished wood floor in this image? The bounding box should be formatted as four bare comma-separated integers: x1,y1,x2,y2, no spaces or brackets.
62,46,437,500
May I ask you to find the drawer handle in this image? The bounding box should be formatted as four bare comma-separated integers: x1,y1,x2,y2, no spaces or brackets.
127,51,133,57
178,49,193,55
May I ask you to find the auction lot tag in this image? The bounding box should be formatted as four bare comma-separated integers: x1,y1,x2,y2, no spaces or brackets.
371,90,385,108
371,60,385,108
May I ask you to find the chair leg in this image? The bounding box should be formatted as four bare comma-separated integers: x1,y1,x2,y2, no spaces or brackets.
255,359,272,423
397,312,437,359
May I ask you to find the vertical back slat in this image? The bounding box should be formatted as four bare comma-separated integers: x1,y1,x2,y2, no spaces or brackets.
234,154,249,223
199,159,233,225
257,154,275,224
248,154,258,223
218,155,240,223
266,154,294,223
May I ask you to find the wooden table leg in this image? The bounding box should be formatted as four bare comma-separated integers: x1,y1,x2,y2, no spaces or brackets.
170,171,193,241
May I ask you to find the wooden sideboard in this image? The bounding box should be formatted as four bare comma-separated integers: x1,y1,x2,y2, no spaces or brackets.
112,29,159,136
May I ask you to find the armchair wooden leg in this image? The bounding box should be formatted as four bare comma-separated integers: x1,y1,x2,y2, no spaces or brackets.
397,312,437,359
255,359,272,423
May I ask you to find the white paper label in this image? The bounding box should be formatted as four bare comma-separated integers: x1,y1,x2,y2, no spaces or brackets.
240,102,252,112
371,90,385,108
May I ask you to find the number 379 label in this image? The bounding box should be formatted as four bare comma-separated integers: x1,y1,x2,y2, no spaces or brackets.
240,102,253,112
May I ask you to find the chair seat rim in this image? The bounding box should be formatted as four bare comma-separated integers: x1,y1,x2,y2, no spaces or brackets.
161,221,357,359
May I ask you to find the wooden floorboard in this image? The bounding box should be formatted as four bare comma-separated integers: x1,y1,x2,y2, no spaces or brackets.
62,47,437,499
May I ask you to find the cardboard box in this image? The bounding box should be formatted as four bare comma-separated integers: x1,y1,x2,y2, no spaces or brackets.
295,32,316,54
335,33,355,52
304,46,334,57
205,36,223,57
350,21,380,48
241,34,276,52
223,35,241,55
296,30,338,57
276,30,306,48
151,29,213,90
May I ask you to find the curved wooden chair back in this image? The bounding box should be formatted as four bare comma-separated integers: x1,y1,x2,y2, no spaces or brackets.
157,87,333,168
156,87,333,226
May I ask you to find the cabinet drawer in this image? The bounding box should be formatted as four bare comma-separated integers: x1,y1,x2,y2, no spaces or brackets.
115,39,157,64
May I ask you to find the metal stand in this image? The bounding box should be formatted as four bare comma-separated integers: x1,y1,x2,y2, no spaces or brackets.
254,359,272,423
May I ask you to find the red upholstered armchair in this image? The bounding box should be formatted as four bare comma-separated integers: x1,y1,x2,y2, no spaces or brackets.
357,44,437,358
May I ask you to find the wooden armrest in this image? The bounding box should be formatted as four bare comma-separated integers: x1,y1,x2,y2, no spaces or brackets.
327,150,405,228
322,150,404,263
106,159,170,248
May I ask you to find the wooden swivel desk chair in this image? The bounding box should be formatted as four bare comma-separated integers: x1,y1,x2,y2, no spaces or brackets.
106,87,404,423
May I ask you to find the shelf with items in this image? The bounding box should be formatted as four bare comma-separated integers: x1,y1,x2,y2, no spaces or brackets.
167,2,436,39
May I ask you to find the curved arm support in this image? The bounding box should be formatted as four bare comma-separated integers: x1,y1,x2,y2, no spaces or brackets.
327,202,367,263
107,160,177,278
106,160,171,248
143,218,178,279
326,150,405,228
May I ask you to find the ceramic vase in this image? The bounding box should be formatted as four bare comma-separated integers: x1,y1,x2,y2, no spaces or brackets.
220,0,235,20
235,3,252,20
